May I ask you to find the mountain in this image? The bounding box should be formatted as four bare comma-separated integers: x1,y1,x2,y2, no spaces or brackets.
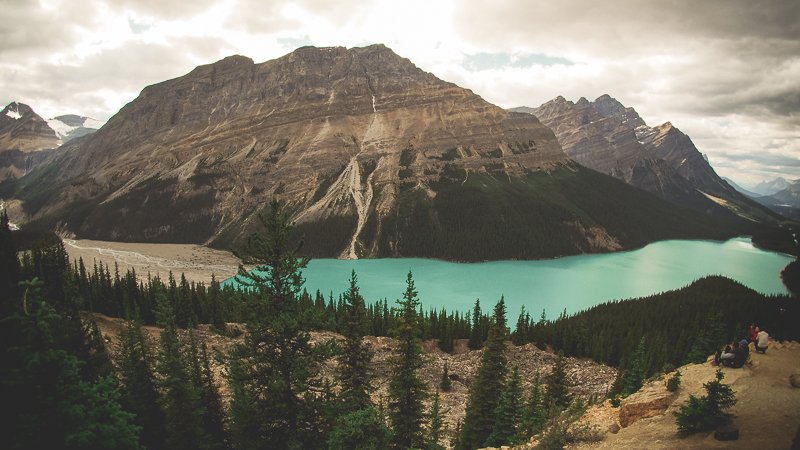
0,102,61,179
7,45,749,260
0,102,60,151
751,177,792,196
46,114,102,143
723,177,761,198
515,95,774,222
754,179,800,220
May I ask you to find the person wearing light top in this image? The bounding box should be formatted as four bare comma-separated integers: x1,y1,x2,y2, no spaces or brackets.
755,327,769,354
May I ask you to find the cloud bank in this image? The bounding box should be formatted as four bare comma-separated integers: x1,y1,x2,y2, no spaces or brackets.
0,0,796,185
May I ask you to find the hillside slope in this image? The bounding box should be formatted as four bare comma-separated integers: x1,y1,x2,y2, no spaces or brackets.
562,341,800,450
92,313,618,447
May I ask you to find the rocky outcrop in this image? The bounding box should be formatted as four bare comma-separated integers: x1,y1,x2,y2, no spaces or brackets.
568,341,800,450
515,95,776,223
618,382,677,427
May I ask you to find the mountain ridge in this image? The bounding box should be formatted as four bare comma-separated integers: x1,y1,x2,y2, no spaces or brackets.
7,46,751,260
513,95,776,223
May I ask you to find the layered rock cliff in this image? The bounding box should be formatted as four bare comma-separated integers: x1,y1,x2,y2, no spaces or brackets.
11,46,748,259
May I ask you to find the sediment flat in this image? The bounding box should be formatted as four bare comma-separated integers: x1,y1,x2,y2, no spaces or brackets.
63,239,241,285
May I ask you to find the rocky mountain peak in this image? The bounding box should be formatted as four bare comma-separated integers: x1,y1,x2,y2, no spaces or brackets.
593,93,624,112
0,101,60,153
2,102,32,120
526,95,771,222
19,45,569,253
593,94,645,128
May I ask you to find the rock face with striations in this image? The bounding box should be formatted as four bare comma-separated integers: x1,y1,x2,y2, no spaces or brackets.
515,95,774,221
13,46,748,260
0,102,61,179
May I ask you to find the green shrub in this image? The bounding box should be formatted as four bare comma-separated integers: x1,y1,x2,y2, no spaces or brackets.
666,369,682,392
673,369,736,434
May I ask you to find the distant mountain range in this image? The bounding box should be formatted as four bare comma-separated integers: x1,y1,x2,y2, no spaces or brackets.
1,102,101,179
723,177,762,198
751,177,793,197
4,45,757,260
723,176,799,220
511,96,775,224
752,179,800,220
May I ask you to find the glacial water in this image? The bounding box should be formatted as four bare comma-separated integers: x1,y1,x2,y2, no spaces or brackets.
227,237,793,317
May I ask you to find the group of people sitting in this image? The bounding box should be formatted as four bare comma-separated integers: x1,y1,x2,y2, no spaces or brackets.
713,324,769,368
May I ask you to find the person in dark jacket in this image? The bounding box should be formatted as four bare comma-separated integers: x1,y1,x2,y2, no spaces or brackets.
720,341,746,368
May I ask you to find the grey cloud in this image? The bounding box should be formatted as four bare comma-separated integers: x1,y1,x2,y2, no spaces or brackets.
102,0,221,19
454,0,799,55
1,36,227,120
715,151,800,168
224,0,367,36
0,2,79,58
464,52,573,71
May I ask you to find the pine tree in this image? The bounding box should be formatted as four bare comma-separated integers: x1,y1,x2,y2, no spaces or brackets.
522,372,547,437
117,319,166,450
155,325,207,450
545,353,572,412
327,407,392,450
388,271,427,449
512,306,528,345
674,369,737,433
337,270,373,412
619,336,648,396
187,330,227,450
227,199,326,449
426,391,446,450
468,299,483,350
208,274,226,332
2,279,143,450
457,297,508,450
227,357,261,450
439,362,453,392
486,366,524,447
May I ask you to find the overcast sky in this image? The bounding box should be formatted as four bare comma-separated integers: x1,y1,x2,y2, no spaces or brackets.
1,0,798,186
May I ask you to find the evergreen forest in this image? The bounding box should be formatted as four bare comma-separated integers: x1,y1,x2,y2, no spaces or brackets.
1,205,798,450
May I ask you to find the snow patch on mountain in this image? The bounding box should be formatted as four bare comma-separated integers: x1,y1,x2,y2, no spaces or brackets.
5,108,21,120
46,115,103,143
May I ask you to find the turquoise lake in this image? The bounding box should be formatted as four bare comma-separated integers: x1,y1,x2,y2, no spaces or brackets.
227,237,793,317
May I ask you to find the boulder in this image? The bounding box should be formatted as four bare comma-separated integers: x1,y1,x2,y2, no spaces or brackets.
619,389,677,428
790,373,800,388
608,423,621,434
714,425,739,441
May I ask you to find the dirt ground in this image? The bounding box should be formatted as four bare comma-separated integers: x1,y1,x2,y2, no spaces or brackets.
571,341,800,450
64,239,241,284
